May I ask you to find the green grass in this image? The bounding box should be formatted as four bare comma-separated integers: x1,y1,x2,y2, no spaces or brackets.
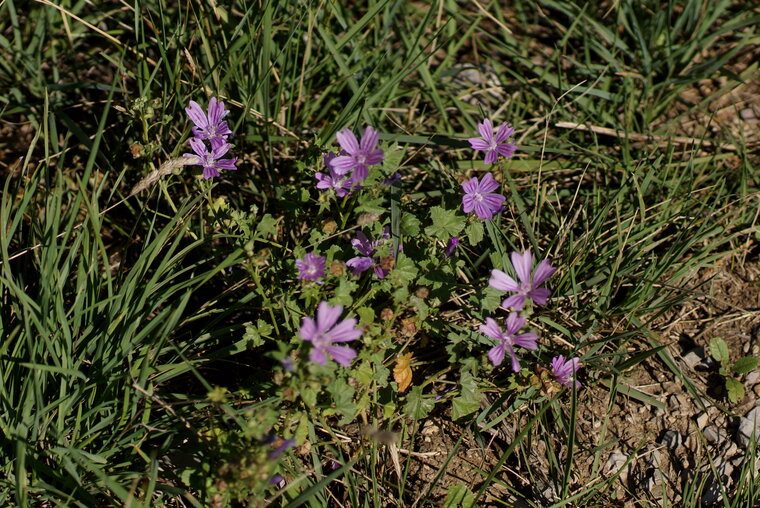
1,0,759,506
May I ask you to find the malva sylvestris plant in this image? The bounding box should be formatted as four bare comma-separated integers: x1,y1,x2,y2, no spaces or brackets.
480,313,538,372
461,172,506,220
315,152,355,197
300,301,362,367
346,230,389,279
468,118,517,164
489,250,557,310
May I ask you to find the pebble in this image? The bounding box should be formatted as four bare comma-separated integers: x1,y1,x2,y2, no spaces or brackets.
659,430,682,449
747,371,760,385
740,108,757,120
696,412,709,429
682,348,704,369
754,384,760,398
704,425,724,444
605,451,628,476
738,406,760,447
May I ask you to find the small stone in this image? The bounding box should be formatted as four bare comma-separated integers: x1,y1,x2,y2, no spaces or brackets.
668,394,681,410
696,412,709,429
659,430,682,449
747,371,760,385
704,426,724,444
753,384,760,398
740,108,757,120
738,406,760,447
604,452,628,476
682,348,704,369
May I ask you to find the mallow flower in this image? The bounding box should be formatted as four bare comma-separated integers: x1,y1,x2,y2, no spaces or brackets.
550,355,582,388
183,137,237,179
480,313,538,371
468,119,517,164
185,97,233,142
346,231,388,278
296,253,326,282
489,250,557,310
329,126,384,181
300,301,361,367
461,172,506,219
315,152,355,197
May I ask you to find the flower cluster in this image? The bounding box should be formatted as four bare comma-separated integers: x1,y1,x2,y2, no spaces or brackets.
477,249,581,388
316,126,383,196
183,97,237,179
346,230,390,279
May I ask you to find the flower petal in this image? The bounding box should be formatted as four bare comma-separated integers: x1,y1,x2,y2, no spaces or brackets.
329,156,357,175
360,126,379,153
346,256,373,274
477,119,493,144
484,150,498,164
479,317,503,340
325,345,357,367
513,333,539,350
299,317,317,342
494,123,514,144
468,138,490,151
502,294,526,310
532,259,557,286
336,128,360,155
511,250,533,286
328,318,361,343
461,176,480,194
309,347,327,365
478,173,499,193
528,288,551,306
488,343,506,366
189,137,207,157
504,312,526,336
185,101,208,128
496,143,516,158
316,301,342,333
489,269,520,292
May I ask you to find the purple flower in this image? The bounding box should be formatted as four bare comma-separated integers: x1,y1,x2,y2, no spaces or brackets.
346,231,387,278
268,438,296,460
183,137,237,179
329,126,384,181
480,313,538,371
468,119,516,164
550,355,582,388
489,251,557,310
316,152,356,197
461,172,506,220
269,474,285,486
444,237,459,258
300,301,361,367
185,97,233,142
296,253,326,282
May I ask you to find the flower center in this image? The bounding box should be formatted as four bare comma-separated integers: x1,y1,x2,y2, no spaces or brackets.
473,192,484,203
311,332,330,348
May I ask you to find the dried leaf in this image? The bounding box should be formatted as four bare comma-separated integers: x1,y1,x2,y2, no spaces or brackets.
393,352,414,393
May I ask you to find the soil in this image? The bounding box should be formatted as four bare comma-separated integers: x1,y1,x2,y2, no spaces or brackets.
398,259,760,507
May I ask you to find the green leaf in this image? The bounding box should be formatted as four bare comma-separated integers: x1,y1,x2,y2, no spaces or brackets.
709,338,729,365
425,206,465,241
243,322,265,348
357,307,375,326
443,484,475,508
465,221,483,246
732,357,759,375
383,144,404,174
327,379,357,424
390,253,418,286
255,213,278,238
401,213,421,236
451,371,481,420
404,386,434,420
725,377,744,403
